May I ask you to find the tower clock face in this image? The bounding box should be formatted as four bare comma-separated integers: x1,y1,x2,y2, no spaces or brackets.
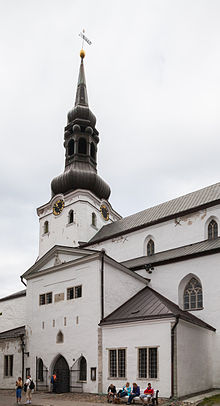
100,204,109,221
53,199,65,216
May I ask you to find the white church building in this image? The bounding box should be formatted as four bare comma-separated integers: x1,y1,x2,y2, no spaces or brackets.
0,48,220,399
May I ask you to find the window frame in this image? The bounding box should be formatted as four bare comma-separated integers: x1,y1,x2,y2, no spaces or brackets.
208,219,218,240
4,355,13,377
137,346,159,380
39,292,53,306
67,285,82,301
147,239,155,256
183,277,203,310
108,348,126,379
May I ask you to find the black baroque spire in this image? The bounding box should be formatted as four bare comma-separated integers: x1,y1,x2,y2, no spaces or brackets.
51,50,111,200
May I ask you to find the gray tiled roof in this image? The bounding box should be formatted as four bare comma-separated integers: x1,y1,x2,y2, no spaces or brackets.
86,182,220,245
0,326,25,339
100,287,215,331
0,289,26,302
122,237,220,269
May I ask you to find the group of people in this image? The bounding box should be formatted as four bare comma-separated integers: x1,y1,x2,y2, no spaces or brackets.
107,382,154,405
15,375,35,404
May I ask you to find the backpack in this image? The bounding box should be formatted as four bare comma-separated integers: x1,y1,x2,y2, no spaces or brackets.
29,380,35,390
23,383,27,392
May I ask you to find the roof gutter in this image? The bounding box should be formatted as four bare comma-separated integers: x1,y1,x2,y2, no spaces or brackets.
171,315,179,399
20,276,27,287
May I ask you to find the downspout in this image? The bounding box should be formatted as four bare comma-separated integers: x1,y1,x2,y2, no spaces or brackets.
100,250,105,320
20,335,25,382
20,276,27,287
171,315,179,399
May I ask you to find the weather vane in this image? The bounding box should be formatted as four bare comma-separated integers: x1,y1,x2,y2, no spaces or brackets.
79,29,92,49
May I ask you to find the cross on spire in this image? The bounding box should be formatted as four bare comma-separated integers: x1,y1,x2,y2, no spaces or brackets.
79,30,92,49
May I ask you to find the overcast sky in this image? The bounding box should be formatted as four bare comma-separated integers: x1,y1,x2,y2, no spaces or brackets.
0,0,220,297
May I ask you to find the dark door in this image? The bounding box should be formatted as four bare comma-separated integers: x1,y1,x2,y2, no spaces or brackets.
53,355,70,393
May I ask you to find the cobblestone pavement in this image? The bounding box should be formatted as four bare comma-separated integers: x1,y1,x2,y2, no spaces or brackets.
0,391,108,406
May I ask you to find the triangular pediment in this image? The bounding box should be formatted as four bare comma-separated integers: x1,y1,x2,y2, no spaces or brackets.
21,245,98,280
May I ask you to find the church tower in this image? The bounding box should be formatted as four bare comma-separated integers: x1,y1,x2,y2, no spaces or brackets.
37,50,121,258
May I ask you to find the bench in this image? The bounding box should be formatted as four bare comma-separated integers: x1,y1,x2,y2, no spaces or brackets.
115,389,159,405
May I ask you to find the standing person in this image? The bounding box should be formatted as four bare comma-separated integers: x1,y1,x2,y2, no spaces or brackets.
107,383,117,403
126,383,140,405
25,375,34,404
140,383,154,404
15,377,23,404
51,372,57,393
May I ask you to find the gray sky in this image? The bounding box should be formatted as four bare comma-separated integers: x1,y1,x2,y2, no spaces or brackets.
1,0,220,297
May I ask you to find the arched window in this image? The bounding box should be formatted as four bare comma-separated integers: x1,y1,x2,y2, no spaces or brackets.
79,356,87,381
183,277,203,310
90,142,96,160
78,138,87,154
68,139,74,156
44,221,49,234
68,210,74,224
37,358,44,382
208,220,218,240
92,212,97,227
56,330,64,344
147,239,154,256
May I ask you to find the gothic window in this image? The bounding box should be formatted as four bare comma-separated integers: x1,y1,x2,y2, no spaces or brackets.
79,356,87,381
183,277,203,310
92,212,97,227
37,358,44,382
68,139,74,156
208,220,218,240
90,142,96,160
147,239,155,256
78,138,87,154
68,210,74,224
44,221,49,234
56,330,64,344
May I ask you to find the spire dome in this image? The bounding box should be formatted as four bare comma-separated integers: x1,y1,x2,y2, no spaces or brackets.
50,52,111,201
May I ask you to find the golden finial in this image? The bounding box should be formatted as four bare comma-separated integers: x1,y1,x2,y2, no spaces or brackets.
80,48,86,59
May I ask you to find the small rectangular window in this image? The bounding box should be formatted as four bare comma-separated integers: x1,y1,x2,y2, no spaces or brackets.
52,320,55,327
4,355,13,377
26,368,30,379
109,348,126,378
64,317,66,326
67,285,82,300
42,321,45,330
39,292,52,306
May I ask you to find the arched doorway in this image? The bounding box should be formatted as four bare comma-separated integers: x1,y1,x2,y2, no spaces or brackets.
52,355,70,393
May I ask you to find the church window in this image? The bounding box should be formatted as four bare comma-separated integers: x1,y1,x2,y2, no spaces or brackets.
4,355,13,377
90,142,96,160
78,138,87,154
208,220,218,240
92,212,97,227
183,277,203,310
79,356,87,381
68,139,74,156
138,347,158,379
67,285,82,300
147,239,155,256
68,210,74,224
44,221,49,234
109,348,126,378
56,330,64,344
39,292,52,306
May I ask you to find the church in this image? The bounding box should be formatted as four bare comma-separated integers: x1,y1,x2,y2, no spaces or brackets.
0,47,220,399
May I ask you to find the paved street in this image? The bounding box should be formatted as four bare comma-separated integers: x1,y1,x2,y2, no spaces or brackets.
0,391,107,406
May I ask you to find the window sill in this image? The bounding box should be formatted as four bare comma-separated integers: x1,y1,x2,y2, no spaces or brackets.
107,377,127,380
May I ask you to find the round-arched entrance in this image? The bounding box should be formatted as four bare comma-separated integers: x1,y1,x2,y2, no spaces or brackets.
53,355,70,393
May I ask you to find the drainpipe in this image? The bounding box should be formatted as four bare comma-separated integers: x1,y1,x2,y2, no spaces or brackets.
171,316,179,399
100,250,105,320
20,335,25,382
20,276,27,287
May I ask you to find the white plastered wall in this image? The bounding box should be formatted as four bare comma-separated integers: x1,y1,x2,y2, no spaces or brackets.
0,295,26,333
102,320,172,398
177,320,214,396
